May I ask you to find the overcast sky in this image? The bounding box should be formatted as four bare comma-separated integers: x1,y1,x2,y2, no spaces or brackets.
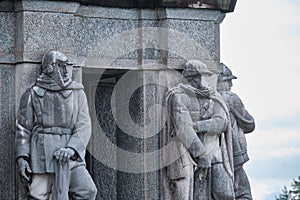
220,0,300,199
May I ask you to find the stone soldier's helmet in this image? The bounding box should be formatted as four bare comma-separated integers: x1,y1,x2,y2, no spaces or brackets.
182,60,213,78
221,63,237,81
41,51,70,88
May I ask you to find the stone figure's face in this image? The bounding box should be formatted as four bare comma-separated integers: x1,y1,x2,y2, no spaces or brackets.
57,61,68,80
224,79,233,91
51,60,69,88
41,51,70,88
188,74,210,89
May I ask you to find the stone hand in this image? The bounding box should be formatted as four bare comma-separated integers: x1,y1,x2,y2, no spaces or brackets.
195,154,211,169
54,148,75,165
194,154,211,180
193,121,209,134
17,157,32,184
195,167,208,181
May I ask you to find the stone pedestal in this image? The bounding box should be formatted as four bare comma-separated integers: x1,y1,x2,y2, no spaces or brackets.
0,1,229,199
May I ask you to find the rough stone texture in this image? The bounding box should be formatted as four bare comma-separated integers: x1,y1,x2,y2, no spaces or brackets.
168,20,219,58
76,6,142,19
93,83,118,200
11,4,224,69
143,74,162,200
15,64,41,107
83,70,118,200
162,8,225,72
23,12,75,52
82,69,163,199
16,11,77,63
0,0,14,12
0,10,15,63
80,8,224,72
0,65,16,200
74,17,139,66
159,8,225,21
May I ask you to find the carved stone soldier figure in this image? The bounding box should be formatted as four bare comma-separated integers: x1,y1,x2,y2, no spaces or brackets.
218,64,255,200
16,51,97,200
164,60,211,200
164,60,234,200
188,61,235,200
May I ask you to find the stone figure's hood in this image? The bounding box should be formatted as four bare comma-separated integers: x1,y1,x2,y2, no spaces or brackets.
34,73,83,98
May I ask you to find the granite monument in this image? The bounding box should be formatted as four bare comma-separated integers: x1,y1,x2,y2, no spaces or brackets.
0,0,243,199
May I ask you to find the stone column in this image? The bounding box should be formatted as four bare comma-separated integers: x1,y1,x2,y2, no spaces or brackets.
0,1,16,199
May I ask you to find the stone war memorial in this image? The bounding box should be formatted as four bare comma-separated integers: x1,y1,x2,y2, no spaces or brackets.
0,0,256,199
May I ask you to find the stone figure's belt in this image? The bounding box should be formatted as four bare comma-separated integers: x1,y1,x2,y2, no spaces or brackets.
35,127,72,135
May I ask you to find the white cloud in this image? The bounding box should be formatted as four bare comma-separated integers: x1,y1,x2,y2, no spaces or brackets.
243,127,300,199
247,128,300,158
251,182,270,200
250,179,295,200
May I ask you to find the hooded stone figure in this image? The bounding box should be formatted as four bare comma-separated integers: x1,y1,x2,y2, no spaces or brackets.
218,63,255,200
164,60,234,200
16,51,97,200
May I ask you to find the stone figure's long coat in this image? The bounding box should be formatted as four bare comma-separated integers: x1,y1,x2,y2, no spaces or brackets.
188,85,235,200
164,84,233,200
166,84,231,176
220,91,255,167
165,85,207,181
164,84,208,200
220,90,255,200
16,76,91,174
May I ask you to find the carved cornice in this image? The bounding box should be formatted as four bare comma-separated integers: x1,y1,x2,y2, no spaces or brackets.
23,0,237,13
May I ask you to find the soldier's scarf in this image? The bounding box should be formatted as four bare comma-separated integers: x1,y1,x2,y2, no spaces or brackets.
179,84,214,98
36,73,72,91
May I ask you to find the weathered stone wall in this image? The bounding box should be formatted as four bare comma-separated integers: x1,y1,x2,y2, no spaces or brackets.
0,0,225,199
0,1,16,199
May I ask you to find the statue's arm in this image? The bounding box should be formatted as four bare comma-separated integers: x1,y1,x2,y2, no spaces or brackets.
171,93,206,158
16,89,34,160
229,92,255,133
66,90,91,161
193,100,227,135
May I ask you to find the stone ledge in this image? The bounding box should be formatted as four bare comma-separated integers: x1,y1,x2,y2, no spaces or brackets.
0,53,15,64
76,6,160,20
159,8,225,23
83,58,220,72
14,52,77,65
76,6,225,22
76,6,140,19
14,0,80,14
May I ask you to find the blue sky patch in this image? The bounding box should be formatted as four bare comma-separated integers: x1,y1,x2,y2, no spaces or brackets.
259,114,300,130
